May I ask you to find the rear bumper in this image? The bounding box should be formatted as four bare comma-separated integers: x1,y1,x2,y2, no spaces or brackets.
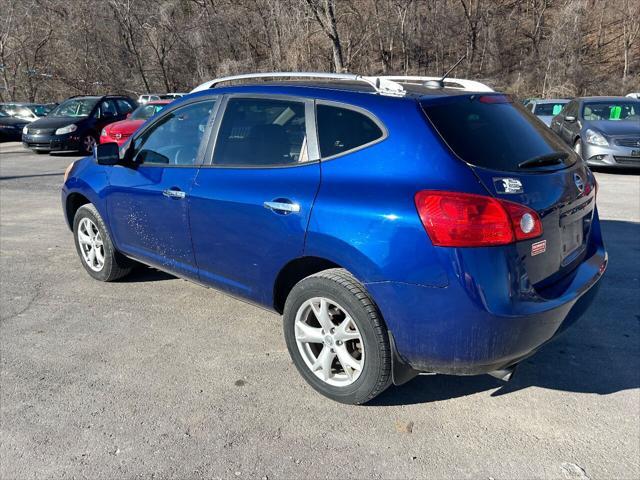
365,228,607,375
22,133,82,152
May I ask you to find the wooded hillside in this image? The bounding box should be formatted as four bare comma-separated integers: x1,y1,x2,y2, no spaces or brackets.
1,0,638,102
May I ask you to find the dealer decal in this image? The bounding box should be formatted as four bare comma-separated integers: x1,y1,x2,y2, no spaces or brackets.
531,240,547,256
494,177,524,194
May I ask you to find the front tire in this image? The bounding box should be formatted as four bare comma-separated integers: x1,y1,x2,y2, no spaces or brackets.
73,204,133,281
283,268,392,404
80,134,97,154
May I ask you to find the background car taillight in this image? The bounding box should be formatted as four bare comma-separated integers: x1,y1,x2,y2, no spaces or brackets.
414,190,543,247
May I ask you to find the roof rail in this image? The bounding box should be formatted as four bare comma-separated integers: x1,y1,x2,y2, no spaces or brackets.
190,72,406,96
378,76,494,92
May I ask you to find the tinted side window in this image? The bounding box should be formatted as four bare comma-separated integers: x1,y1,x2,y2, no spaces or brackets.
565,101,578,117
100,100,117,117
316,105,384,158
213,97,308,166
116,99,134,115
132,100,216,166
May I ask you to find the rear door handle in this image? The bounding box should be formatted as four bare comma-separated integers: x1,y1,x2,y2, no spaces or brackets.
162,188,186,199
264,200,300,214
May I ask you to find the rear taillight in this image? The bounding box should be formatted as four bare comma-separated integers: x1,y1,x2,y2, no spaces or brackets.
414,190,543,247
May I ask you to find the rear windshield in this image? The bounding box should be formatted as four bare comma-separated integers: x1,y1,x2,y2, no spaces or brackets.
421,95,576,172
534,102,567,116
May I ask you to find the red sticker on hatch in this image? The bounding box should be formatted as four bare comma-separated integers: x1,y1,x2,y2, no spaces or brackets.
531,240,547,256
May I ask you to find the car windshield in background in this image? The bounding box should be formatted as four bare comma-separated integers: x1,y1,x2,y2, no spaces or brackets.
130,103,167,120
535,103,567,116
31,105,51,116
49,99,97,117
422,95,576,172
2,106,33,118
582,102,638,121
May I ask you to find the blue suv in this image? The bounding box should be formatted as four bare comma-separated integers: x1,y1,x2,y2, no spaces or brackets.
61,73,606,404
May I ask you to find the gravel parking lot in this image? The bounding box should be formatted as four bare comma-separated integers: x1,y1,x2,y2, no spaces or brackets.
1,141,639,480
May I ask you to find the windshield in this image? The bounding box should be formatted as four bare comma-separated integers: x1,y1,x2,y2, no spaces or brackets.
422,94,577,172
534,102,567,116
130,103,167,120
49,99,97,117
2,105,35,119
31,105,51,117
582,102,639,121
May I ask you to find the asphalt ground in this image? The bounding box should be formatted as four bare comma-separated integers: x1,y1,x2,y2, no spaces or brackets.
1,141,639,479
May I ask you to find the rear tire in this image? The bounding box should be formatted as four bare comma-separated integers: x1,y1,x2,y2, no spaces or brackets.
283,268,392,404
73,204,133,281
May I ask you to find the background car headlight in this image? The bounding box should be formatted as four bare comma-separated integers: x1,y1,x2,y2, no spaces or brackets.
585,128,608,146
55,124,78,135
101,128,107,137
22,126,29,135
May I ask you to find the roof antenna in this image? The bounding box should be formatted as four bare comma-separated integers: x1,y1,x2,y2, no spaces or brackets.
424,53,468,89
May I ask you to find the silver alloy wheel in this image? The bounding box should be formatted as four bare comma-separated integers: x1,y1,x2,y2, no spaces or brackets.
83,135,96,153
294,297,364,387
77,217,105,271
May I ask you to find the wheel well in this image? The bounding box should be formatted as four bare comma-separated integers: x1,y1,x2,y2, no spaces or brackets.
273,256,341,314
65,193,90,229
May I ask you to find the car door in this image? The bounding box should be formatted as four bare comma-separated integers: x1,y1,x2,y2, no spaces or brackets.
105,98,219,278
189,95,321,304
559,101,579,143
93,99,120,134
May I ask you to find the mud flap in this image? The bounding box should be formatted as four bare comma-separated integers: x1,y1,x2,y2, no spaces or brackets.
389,332,420,386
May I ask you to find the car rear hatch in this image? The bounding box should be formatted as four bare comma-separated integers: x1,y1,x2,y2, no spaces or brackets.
421,93,597,293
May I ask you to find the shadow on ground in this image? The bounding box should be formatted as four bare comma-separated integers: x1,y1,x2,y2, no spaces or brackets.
105,214,640,406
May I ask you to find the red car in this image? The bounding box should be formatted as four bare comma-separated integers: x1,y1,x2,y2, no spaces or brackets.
99,100,171,146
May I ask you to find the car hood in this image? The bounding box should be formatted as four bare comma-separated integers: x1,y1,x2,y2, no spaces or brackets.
28,116,84,129
0,117,29,127
104,118,144,135
584,120,640,137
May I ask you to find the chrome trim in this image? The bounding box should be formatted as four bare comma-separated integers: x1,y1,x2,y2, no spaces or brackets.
263,201,301,213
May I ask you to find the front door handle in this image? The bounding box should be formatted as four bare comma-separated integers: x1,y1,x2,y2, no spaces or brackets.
264,200,300,214
162,188,186,199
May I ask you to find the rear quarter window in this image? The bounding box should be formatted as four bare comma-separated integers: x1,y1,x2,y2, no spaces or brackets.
316,104,384,158
421,95,575,172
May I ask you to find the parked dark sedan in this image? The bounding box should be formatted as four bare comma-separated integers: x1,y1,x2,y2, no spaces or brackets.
550,96,640,168
22,95,136,154
0,109,29,141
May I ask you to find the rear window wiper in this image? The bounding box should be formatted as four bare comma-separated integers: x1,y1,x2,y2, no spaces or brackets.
518,152,568,169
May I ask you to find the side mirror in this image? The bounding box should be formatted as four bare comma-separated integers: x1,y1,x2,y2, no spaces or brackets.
95,142,120,165
564,115,576,122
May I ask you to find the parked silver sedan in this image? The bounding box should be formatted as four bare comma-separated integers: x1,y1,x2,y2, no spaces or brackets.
527,99,569,126
550,96,640,169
